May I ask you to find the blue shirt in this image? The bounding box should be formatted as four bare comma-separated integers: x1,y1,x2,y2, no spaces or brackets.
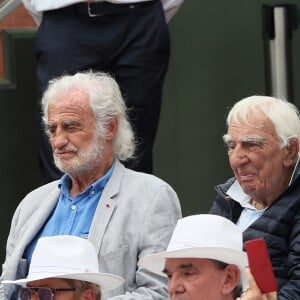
23,161,116,264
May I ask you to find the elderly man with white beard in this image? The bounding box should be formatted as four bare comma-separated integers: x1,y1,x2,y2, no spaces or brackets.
0,71,182,300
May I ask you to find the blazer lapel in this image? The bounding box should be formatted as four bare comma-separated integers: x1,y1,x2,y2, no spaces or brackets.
88,160,125,252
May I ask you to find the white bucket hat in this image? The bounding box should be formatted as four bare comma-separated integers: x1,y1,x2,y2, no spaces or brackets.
139,214,248,289
2,235,124,291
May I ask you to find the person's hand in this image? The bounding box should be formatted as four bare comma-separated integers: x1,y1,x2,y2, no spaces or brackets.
236,268,277,300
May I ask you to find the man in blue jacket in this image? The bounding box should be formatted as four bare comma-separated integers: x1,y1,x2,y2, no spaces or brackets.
210,95,300,299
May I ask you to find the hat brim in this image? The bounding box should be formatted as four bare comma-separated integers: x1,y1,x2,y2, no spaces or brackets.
2,272,124,292
139,247,248,290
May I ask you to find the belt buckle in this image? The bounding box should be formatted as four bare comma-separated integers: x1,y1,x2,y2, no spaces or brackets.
87,1,104,17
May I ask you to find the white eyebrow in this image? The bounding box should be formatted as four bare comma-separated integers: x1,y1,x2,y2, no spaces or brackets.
223,134,265,144
241,135,266,143
223,134,231,143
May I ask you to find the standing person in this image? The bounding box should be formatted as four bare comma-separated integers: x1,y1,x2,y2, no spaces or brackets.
2,235,124,300
210,95,300,299
21,0,185,181
139,214,277,300
0,71,182,300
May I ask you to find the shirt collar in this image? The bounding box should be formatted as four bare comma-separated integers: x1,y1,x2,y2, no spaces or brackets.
227,181,251,207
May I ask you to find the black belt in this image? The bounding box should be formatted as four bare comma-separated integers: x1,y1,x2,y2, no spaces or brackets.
44,1,156,17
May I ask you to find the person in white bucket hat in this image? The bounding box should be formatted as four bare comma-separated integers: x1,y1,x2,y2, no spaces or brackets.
139,214,277,300
2,235,124,300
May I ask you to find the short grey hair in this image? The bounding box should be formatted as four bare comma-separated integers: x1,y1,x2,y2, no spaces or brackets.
41,71,135,161
226,95,300,148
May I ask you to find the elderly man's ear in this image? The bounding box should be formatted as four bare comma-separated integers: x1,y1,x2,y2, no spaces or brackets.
283,139,299,167
105,117,118,141
81,287,97,300
221,265,240,295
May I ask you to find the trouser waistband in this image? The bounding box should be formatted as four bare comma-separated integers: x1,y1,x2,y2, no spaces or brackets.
44,1,157,17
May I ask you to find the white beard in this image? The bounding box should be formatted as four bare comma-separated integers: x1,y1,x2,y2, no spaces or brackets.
53,134,104,175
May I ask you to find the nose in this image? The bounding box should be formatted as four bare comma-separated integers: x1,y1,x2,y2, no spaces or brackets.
30,292,39,300
50,128,68,150
229,143,249,167
168,275,185,296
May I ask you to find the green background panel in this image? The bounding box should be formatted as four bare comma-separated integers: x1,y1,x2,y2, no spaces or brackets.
154,0,300,216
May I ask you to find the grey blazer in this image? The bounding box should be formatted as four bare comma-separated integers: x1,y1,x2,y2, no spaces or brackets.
0,160,182,299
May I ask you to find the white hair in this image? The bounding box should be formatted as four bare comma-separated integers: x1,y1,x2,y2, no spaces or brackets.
227,95,300,148
41,71,136,161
